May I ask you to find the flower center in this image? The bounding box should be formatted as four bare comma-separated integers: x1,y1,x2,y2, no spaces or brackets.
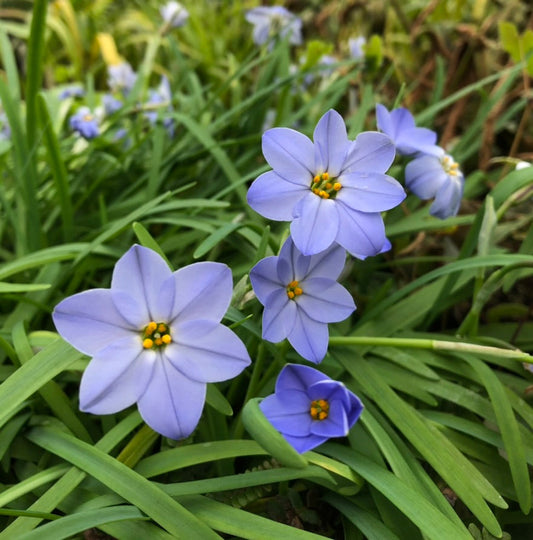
310,172,342,199
441,155,460,176
142,321,172,349
286,279,303,300
310,399,329,421
82,114,94,122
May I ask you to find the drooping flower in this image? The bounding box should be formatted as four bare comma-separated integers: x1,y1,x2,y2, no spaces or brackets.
376,104,440,156
260,364,364,453
69,107,100,139
108,62,137,95
250,237,355,363
160,1,189,28
245,6,302,49
247,109,405,258
52,245,251,440
348,36,366,60
404,147,465,219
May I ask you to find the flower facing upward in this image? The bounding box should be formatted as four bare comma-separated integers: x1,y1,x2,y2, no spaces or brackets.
250,237,355,363
247,109,406,258
160,1,189,28
69,107,99,139
405,147,464,219
53,245,251,440
245,6,302,48
376,104,440,156
260,364,364,453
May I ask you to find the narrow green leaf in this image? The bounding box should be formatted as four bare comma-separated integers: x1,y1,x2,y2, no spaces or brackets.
194,222,241,258
206,383,233,416
0,282,50,293
26,427,221,539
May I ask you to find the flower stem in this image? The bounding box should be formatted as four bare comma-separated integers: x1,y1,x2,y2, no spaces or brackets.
329,336,533,362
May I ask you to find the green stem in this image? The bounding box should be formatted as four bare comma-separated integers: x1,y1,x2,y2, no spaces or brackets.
329,336,532,362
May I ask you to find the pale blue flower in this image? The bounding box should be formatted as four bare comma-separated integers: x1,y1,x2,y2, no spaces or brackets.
405,147,464,219
53,245,251,440
376,104,440,156
247,109,405,258
145,76,174,135
245,6,302,48
102,94,123,115
69,107,99,139
160,1,189,27
59,85,85,100
348,36,366,60
250,237,355,363
108,62,137,95
260,364,364,453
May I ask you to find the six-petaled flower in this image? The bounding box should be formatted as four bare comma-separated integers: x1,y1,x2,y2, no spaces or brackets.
260,364,364,453
69,107,100,139
250,236,355,363
53,245,251,440
247,109,406,258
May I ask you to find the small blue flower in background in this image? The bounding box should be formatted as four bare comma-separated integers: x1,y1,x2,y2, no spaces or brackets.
102,93,123,115
250,236,355,363
260,364,364,453
145,76,174,135
160,1,189,28
53,245,251,440
348,36,366,60
108,61,137,95
245,6,302,49
69,107,100,139
58,85,85,100
376,104,440,156
405,148,464,219
247,109,405,258
0,111,10,141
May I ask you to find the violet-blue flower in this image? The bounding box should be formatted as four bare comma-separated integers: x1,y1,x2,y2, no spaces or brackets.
108,62,137,95
250,237,355,363
160,1,189,28
245,6,302,49
52,245,251,440
247,109,405,258
103,94,123,115
59,85,85,100
376,104,440,156
405,147,464,219
348,36,366,60
69,107,99,139
260,364,364,453
144,76,174,135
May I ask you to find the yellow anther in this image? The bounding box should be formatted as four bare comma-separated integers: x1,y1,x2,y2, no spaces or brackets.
287,290,295,299
325,182,332,189
310,407,318,417
154,337,163,346
322,172,329,180
294,287,303,296
320,190,330,199
157,323,166,333
313,188,320,195
319,411,327,420
310,399,329,420
288,280,299,288
143,338,154,349
314,175,320,183
333,182,342,191
286,280,303,300
146,321,157,334
162,334,172,344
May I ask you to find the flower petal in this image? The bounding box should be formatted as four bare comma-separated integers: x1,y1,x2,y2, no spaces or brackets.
79,336,155,414
165,320,250,383
291,193,339,255
111,245,173,322
305,243,347,281
430,174,464,219
313,110,350,177
276,236,310,284
53,289,134,356
137,360,206,440
396,127,438,156
260,393,312,436
169,262,232,324
338,172,406,212
287,308,329,363
262,128,315,181
343,132,395,174
297,278,355,323
276,364,327,394
335,204,388,259
247,171,307,221
262,288,297,343
282,432,326,453
250,256,283,305
405,155,447,200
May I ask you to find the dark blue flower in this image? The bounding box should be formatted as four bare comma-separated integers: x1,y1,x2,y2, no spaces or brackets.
405,148,464,219
250,237,355,363
247,109,405,258
53,245,251,440
376,104,439,156
260,364,364,453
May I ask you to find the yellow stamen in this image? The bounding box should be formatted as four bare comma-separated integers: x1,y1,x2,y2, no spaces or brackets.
143,338,154,349
320,190,329,199
287,290,295,299
162,334,172,344
314,175,320,183
154,338,163,346
333,182,342,191
310,399,329,420
294,287,303,296
146,321,157,334
325,182,332,189
322,172,329,180
286,280,303,300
